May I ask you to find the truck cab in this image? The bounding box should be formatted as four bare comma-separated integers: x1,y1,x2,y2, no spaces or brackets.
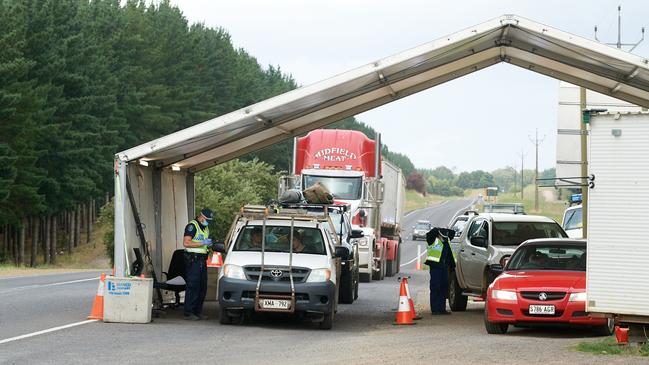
447,213,568,311
217,205,344,329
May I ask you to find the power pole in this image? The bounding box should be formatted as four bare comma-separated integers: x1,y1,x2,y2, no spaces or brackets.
517,149,527,200
529,129,545,212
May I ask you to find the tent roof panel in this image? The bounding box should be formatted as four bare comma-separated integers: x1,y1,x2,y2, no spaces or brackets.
117,14,649,171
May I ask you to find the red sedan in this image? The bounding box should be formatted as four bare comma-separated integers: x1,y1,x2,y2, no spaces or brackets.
484,239,614,335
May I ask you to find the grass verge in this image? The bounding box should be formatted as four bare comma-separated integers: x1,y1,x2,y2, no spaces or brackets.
576,338,649,357
405,190,448,213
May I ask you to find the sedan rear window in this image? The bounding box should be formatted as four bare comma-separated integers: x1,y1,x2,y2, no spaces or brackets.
492,222,567,246
507,244,586,271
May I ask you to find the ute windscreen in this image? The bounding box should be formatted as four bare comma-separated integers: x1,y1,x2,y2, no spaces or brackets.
234,226,326,255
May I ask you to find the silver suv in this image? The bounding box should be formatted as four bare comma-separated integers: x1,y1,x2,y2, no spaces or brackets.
446,213,568,311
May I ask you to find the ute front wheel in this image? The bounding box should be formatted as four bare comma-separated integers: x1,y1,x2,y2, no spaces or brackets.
448,272,468,312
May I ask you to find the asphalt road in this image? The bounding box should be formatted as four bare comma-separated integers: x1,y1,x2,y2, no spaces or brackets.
1,200,643,365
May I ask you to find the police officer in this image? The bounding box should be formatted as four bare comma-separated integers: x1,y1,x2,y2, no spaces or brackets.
182,208,214,320
425,227,456,315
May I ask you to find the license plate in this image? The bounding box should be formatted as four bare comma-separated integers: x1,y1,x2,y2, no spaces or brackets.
529,305,555,315
259,298,291,310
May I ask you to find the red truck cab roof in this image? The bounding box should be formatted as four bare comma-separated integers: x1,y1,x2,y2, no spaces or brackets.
295,129,380,177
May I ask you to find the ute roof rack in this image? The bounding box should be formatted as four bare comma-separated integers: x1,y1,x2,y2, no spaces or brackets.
239,204,333,222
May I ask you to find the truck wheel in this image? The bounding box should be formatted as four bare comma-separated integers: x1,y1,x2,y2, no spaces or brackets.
354,269,359,300
448,272,468,312
372,257,385,281
320,311,334,330
339,271,354,304
484,304,508,334
219,306,233,325
360,272,372,283
593,318,615,336
395,242,401,275
385,259,394,277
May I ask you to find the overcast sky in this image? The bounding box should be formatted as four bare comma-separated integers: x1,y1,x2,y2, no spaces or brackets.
172,0,649,172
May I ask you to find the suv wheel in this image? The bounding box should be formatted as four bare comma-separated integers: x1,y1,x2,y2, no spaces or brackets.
339,270,354,304
320,311,334,330
219,306,233,325
448,272,468,311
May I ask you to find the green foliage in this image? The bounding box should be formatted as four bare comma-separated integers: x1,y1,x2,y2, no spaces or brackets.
97,200,114,266
576,338,649,357
455,170,495,189
427,176,463,196
195,159,279,239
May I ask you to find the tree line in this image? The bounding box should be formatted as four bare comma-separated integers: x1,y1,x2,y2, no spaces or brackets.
0,0,418,266
406,166,556,197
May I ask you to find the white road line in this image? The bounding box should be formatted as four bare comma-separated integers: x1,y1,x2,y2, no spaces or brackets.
0,277,99,295
400,245,427,267
0,320,98,345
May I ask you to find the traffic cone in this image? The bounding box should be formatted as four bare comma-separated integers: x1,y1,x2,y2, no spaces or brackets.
87,273,106,320
416,246,422,270
394,280,415,325
207,252,223,268
403,278,422,320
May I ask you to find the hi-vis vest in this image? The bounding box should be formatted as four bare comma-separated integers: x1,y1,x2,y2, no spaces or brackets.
185,220,209,254
426,238,444,263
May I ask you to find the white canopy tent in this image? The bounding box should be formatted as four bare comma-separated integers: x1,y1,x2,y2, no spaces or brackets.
114,14,649,277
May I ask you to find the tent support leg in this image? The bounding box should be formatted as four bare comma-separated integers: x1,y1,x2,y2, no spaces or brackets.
114,159,128,277
186,172,195,219
152,168,163,276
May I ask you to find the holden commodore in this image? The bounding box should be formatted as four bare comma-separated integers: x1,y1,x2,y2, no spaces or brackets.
484,238,614,335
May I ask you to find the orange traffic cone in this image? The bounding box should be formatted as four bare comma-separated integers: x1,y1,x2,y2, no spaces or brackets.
206,252,223,268
403,278,422,320
394,280,415,325
415,246,423,270
87,273,106,320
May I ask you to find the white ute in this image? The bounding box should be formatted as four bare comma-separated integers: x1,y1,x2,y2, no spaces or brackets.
216,205,344,329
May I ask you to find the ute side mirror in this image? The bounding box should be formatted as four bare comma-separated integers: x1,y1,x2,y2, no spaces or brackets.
350,229,364,239
334,246,349,260
212,241,226,253
470,236,487,248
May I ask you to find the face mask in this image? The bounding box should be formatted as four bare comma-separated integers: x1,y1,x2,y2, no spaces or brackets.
201,220,209,227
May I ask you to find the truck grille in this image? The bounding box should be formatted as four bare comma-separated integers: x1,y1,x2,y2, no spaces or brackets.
244,266,310,283
520,291,566,301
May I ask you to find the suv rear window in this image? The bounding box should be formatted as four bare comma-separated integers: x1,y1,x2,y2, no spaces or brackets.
234,226,326,255
492,222,566,246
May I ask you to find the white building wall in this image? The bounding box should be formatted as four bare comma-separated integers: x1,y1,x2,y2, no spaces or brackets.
556,82,642,184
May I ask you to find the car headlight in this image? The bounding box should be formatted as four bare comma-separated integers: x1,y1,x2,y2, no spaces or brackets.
569,292,587,302
306,268,331,283
223,264,246,280
491,289,517,301
355,237,368,247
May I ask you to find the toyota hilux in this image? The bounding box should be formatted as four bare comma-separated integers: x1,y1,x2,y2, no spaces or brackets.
215,204,346,329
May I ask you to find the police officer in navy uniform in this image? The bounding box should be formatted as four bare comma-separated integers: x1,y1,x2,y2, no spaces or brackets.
182,208,214,320
425,227,456,315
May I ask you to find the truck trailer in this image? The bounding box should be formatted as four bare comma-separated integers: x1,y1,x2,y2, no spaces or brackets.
282,129,405,281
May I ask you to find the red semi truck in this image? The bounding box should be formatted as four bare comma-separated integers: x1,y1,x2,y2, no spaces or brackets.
282,129,405,281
